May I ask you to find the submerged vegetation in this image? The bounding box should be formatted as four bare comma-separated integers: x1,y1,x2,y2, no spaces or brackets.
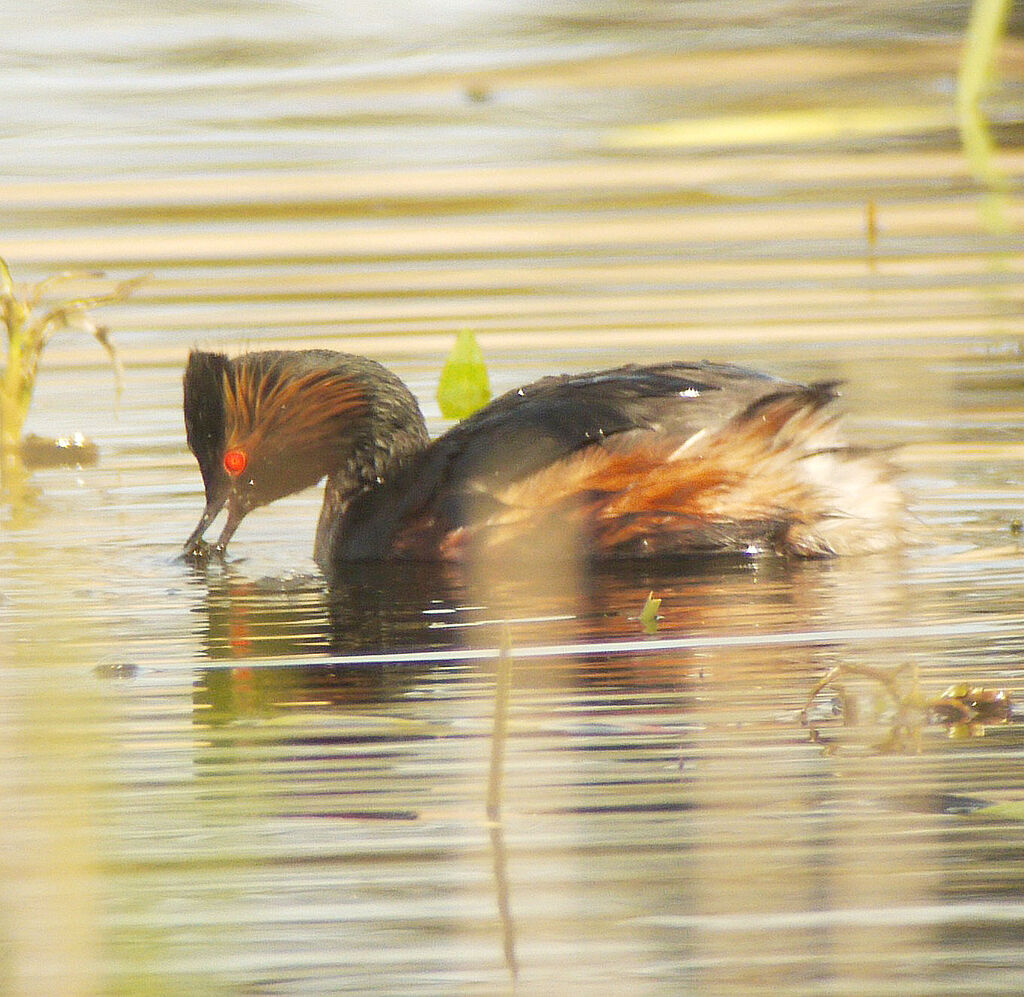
0,256,142,494
802,663,1013,754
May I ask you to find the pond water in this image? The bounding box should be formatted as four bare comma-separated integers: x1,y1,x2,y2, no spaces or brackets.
2,1,1024,994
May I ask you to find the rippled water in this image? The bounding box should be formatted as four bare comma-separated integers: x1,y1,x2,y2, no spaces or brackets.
2,1,1024,994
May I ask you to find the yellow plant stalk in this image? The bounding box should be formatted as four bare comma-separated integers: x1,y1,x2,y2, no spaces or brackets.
1,256,142,487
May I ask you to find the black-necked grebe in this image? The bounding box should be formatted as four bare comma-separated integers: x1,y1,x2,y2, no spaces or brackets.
183,349,904,571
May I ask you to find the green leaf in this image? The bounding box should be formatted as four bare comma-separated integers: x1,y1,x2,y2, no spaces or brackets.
437,329,491,420
639,591,662,635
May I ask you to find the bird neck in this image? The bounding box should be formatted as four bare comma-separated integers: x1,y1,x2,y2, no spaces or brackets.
313,382,429,568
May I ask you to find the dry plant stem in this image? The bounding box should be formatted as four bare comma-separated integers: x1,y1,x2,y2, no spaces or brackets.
1,257,141,488
1,258,26,462
801,662,925,726
802,662,929,754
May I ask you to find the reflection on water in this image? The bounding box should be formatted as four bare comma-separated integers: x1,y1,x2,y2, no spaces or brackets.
4,353,1024,994
172,547,1024,994
2,0,1024,993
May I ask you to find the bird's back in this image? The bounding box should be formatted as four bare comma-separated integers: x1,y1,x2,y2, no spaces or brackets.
327,361,904,563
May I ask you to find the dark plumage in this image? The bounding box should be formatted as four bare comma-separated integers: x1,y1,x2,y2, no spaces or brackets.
183,349,905,572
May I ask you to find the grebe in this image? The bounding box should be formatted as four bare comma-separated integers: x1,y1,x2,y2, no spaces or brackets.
183,349,903,571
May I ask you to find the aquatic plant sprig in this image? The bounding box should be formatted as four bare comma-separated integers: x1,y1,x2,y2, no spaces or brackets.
0,255,143,485
638,591,662,635
436,328,491,420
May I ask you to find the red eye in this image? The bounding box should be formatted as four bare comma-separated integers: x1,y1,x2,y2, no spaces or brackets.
224,448,248,476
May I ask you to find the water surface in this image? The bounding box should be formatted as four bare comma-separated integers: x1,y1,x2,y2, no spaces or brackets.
2,2,1024,994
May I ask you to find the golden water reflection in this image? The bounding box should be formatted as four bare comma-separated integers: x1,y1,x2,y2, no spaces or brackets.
4,329,1024,989
1,5,1024,990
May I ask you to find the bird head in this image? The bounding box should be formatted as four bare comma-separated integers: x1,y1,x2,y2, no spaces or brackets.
182,349,368,556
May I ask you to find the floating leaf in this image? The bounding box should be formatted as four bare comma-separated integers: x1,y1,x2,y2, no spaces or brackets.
971,802,1024,821
929,684,1011,728
437,329,491,420
638,591,662,635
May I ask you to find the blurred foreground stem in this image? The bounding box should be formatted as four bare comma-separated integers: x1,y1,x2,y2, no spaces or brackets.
957,0,1013,229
